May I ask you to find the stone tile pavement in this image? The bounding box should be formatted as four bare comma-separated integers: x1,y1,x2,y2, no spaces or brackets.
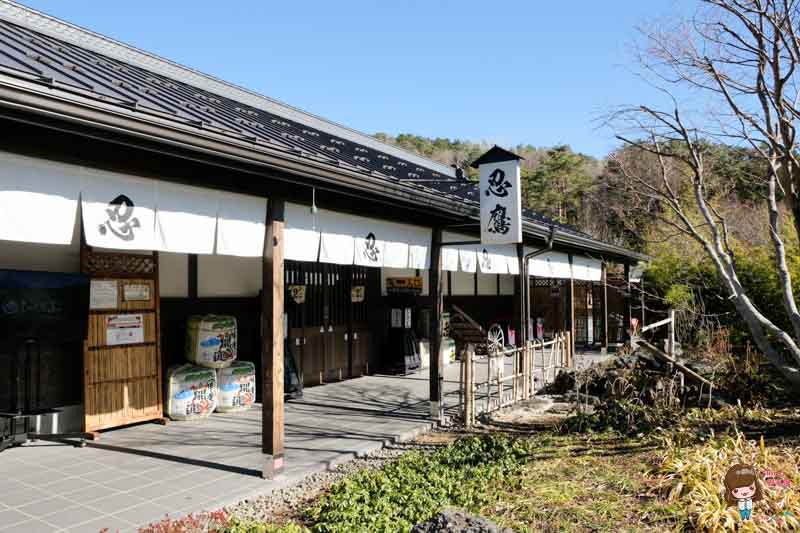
0,351,609,532
0,365,464,533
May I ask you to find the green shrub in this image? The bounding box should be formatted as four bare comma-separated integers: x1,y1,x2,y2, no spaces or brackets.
305,435,534,533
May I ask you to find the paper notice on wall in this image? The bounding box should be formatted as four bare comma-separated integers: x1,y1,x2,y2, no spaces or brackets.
123,284,151,301
90,280,118,310
106,314,144,346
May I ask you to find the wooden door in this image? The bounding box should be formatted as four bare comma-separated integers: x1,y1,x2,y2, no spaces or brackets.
284,261,372,385
81,248,163,433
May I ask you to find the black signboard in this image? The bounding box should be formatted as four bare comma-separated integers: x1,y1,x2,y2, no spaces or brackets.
0,270,90,341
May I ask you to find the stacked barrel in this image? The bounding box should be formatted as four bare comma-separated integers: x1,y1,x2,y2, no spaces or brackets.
165,315,256,421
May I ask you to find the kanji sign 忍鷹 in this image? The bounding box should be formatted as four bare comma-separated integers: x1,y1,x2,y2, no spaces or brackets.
479,157,522,244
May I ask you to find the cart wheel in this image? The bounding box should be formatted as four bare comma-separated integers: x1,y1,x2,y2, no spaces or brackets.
487,323,505,355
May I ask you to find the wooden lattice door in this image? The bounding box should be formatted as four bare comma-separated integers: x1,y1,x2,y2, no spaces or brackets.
81,247,163,433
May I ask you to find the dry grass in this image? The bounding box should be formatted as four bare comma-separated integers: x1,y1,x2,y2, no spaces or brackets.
655,429,800,531
477,433,679,532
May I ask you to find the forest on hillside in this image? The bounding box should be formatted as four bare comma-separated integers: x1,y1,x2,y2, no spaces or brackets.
376,130,800,385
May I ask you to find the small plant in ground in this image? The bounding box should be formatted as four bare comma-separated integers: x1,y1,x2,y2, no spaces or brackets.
137,511,305,533
305,434,535,533
138,510,230,533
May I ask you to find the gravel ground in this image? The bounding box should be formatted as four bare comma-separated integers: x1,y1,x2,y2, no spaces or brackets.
225,431,458,526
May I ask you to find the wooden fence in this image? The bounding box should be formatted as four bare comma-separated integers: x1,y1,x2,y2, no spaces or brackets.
460,332,571,427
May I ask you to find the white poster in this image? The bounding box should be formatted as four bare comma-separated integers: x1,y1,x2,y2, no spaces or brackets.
0,152,81,245
155,181,218,254
81,168,157,250
479,158,522,245
90,280,118,310
106,314,144,346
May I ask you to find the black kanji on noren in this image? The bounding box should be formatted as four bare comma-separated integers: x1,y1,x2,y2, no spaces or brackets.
98,194,140,241
485,168,512,197
364,232,380,262
487,204,511,235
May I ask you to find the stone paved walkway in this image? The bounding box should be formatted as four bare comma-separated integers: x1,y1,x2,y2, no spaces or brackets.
0,351,606,532
0,366,463,533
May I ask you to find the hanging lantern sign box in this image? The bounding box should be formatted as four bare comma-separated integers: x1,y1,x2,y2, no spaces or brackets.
472,146,523,245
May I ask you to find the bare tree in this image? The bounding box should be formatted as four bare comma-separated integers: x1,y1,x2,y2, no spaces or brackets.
610,0,800,387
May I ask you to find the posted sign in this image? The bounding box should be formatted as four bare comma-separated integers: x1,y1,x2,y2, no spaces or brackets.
479,158,522,244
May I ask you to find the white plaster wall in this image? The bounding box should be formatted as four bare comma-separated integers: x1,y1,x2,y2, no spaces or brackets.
0,211,80,272
158,252,188,297
500,274,516,295
476,273,497,295
198,254,262,297
451,271,474,296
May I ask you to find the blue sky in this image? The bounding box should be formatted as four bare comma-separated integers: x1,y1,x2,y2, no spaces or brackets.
19,0,694,158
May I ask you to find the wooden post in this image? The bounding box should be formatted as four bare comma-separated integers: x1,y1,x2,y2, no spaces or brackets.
602,261,609,353
668,308,676,358
623,263,632,342
429,227,444,422
568,255,576,363
565,330,572,369
464,343,474,429
516,243,527,400
262,198,285,480
640,276,646,331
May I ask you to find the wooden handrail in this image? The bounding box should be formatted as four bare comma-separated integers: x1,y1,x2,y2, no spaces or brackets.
641,316,672,333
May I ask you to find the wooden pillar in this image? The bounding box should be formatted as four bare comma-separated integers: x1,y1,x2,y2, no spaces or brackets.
188,254,198,302
516,243,527,348
464,343,474,429
262,198,285,479
516,243,527,399
623,263,632,341
640,276,646,329
429,227,444,421
602,261,609,353
568,254,576,361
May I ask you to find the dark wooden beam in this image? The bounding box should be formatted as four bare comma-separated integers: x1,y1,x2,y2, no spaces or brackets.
429,227,444,421
262,198,285,479
602,262,609,352
516,243,526,348
623,263,632,342
188,254,198,301
568,254,576,359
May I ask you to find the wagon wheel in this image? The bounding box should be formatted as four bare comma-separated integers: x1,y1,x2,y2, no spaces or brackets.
487,323,505,355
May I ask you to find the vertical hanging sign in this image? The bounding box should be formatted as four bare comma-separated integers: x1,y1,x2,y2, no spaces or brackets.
473,146,523,245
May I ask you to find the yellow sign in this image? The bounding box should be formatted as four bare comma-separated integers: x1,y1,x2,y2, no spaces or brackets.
351,286,365,303
288,285,306,304
386,277,423,290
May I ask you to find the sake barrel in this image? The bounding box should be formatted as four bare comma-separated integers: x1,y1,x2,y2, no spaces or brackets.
165,364,218,421
186,315,237,368
216,361,256,413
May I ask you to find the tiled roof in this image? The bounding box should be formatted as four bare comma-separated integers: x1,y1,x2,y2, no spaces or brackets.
0,2,602,246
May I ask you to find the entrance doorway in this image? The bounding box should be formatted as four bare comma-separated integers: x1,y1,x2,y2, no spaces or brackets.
284,261,376,386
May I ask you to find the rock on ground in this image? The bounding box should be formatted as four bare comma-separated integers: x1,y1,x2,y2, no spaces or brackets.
411,509,514,533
